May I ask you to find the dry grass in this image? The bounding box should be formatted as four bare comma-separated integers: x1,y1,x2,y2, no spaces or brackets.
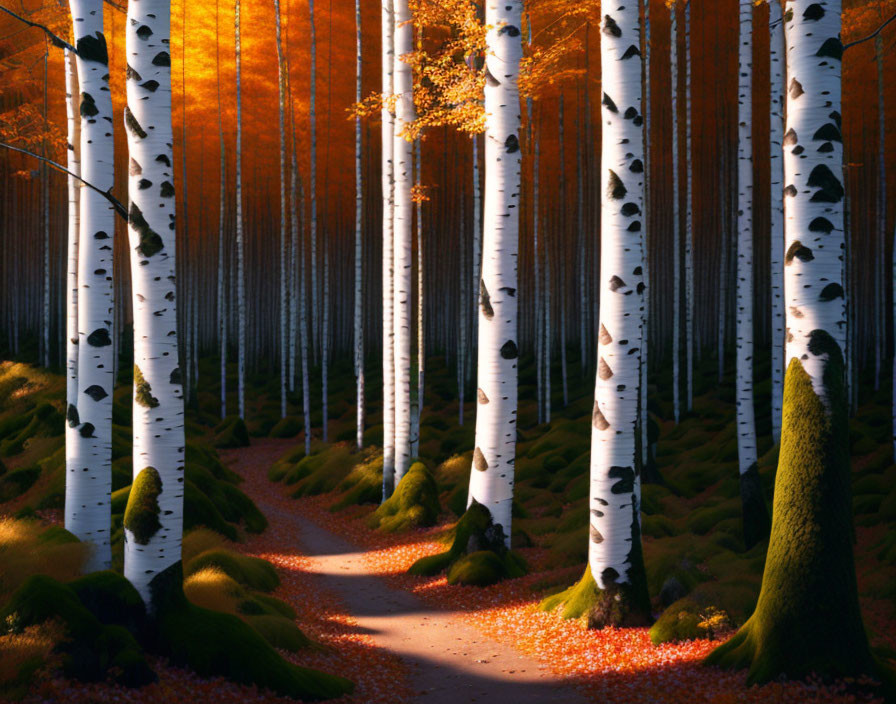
182,527,231,565
0,620,64,698
183,566,244,614
0,518,88,603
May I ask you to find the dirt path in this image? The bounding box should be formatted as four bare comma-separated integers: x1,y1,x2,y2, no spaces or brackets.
224,440,590,704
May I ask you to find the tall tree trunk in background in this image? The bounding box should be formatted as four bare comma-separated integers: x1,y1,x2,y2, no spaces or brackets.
640,0,651,466
467,0,522,545
180,7,191,405
684,0,693,412
122,0,185,608
275,0,288,419
308,0,319,362
707,1,876,681
769,0,785,444
393,0,413,484
63,46,85,565
558,95,568,408
41,53,49,369
355,0,365,451
671,2,680,424
735,0,768,550
217,0,227,419
66,0,114,572
415,137,424,456
235,0,246,419
472,134,481,361
585,2,650,623
382,0,396,497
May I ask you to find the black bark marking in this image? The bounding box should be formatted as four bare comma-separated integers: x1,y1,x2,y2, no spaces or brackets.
630,159,644,174
505,134,520,153
86,328,111,347
473,447,488,472
127,64,142,81
829,111,842,129
170,367,182,386
480,280,494,320
500,340,519,360
138,179,153,190
140,80,160,93
94,231,109,240
602,93,619,113
785,241,815,264
130,203,164,257
136,24,153,39
609,275,626,292
156,154,172,167
160,181,175,198
819,283,844,302
784,184,798,197
808,217,835,234
601,567,620,585
783,128,798,146
80,92,98,118
803,3,825,20
590,508,605,519
498,24,520,37
621,202,640,217
624,107,638,120
83,385,108,402
608,466,635,495
77,32,108,65
808,164,844,203
590,525,605,544
152,51,171,67
812,123,842,143
816,38,843,60
789,78,804,99
608,171,627,200
79,422,96,438
621,44,641,60
592,402,610,430
125,107,148,139
627,221,642,232
603,15,622,37
67,404,80,428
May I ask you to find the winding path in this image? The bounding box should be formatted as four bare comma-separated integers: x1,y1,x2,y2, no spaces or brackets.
223,440,590,704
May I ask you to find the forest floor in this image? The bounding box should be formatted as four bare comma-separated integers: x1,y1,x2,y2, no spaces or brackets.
225,439,887,704
226,438,590,704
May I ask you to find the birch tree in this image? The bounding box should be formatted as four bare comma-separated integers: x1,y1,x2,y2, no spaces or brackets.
670,1,681,424
65,0,115,572
235,0,246,419
122,0,185,609
393,0,414,485
769,0,785,444
706,0,876,682
382,0,397,497
355,0,365,450
466,0,522,546
275,0,288,419
735,0,769,549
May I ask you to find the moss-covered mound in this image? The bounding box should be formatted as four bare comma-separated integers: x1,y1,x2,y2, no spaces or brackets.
152,563,352,700
185,548,280,592
270,415,303,438
368,462,439,532
408,500,526,586
213,416,250,449
539,564,652,628
329,453,384,511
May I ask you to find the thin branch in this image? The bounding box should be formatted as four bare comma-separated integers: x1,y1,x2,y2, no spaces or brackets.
0,4,77,53
843,10,896,51
0,141,128,221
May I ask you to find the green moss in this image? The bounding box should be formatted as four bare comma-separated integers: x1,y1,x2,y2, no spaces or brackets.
218,482,267,533
69,571,147,636
330,454,383,511
270,415,302,438
252,593,297,620
705,352,875,684
123,467,163,545
739,464,771,549
0,465,40,501
368,462,439,532
151,562,353,700
213,416,250,449
134,365,160,409
246,614,312,652
185,549,280,592
650,598,706,644
183,480,238,541
447,551,511,587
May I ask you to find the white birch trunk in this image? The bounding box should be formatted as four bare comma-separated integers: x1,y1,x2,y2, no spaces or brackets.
671,4,681,424
589,4,646,590
392,0,413,483
414,138,424,457
235,0,246,419
684,1,694,413
381,0,396,497
769,0,785,444
308,0,319,362
63,46,86,565
122,0,185,607
275,0,288,419
735,0,758,477
467,0,522,546
217,1,227,418
66,0,115,572
355,0,365,451
472,134,482,355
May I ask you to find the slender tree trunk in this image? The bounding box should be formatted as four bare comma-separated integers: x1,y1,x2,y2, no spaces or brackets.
671,3,681,424
641,0,651,464
684,0,694,412
769,0,785,444
559,95,568,408
41,52,50,369
63,46,85,566
217,0,227,418
274,0,288,419
415,137,424,456
235,0,246,419
735,0,768,549
355,0,365,450
466,0,522,545
381,0,396,497
66,0,115,572
392,0,413,483
708,2,875,682
472,133,482,361
123,0,184,608
308,0,319,362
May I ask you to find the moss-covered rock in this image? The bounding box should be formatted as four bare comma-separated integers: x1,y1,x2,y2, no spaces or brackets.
408,500,526,586
185,549,280,592
0,465,41,501
368,462,439,532
650,598,723,644
213,416,250,449
270,415,303,438
330,453,383,511
245,614,312,652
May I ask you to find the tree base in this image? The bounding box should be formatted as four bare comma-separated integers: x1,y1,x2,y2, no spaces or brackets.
739,465,770,549
539,565,651,628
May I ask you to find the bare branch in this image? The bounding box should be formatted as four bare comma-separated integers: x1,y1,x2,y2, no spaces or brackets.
0,141,127,221
0,4,77,53
843,10,896,51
